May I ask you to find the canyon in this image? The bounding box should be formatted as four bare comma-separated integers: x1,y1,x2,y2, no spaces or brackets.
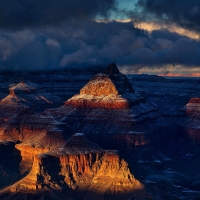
0,64,200,199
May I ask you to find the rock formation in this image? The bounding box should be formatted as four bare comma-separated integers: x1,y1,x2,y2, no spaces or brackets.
80,73,118,96
106,63,135,95
0,81,61,112
0,81,65,153
186,98,200,114
1,134,143,199
0,66,200,199
177,97,200,145
49,65,158,151
0,70,146,198
65,73,129,109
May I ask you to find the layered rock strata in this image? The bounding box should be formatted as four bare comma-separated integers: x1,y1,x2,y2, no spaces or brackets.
6,134,142,199
186,98,200,114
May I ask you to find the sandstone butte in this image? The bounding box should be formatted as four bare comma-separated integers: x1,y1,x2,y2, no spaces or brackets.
186,97,200,114
65,73,130,109
1,134,143,199
179,97,200,145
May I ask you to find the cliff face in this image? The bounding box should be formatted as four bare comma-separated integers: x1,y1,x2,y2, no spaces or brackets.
106,63,135,95
17,134,142,195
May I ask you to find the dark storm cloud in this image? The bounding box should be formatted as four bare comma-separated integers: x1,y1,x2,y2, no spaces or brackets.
0,0,115,28
0,0,200,71
1,20,200,71
136,0,200,31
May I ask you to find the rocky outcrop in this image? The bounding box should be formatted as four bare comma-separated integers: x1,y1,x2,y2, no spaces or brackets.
1,82,38,104
0,82,61,112
177,98,200,145
17,134,142,195
65,74,129,109
186,98,200,114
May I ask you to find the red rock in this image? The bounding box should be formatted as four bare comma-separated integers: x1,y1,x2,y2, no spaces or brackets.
186,97,200,114
189,98,200,103
178,98,200,145
16,134,142,194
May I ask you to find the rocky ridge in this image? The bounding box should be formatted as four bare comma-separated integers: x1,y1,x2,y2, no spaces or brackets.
1,134,143,200
0,81,61,112
186,98,200,114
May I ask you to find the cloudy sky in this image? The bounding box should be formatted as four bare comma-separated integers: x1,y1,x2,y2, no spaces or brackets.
0,0,200,74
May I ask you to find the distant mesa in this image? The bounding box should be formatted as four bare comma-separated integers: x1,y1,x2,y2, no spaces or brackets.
0,81,61,112
186,97,200,114
188,98,200,104
10,81,37,94
1,82,37,104
159,72,200,77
